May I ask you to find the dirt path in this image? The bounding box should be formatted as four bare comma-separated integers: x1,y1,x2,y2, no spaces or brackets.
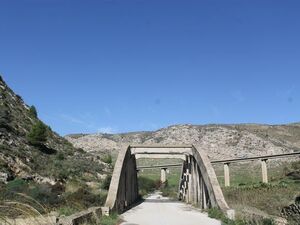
120,192,221,225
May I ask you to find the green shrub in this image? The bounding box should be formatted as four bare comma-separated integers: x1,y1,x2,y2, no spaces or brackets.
261,218,275,225
5,179,27,194
0,107,11,130
56,152,65,160
64,187,104,208
99,213,119,225
29,105,37,118
58,206,77,216
101,175,112,190
27,121,48,146
161,184,176,198
208,207,225,220
102,154,112,164
138,176,157,196
208,208,276,225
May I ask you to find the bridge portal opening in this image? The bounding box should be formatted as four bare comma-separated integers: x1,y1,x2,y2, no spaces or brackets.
105,145,234,219
137,157,183,198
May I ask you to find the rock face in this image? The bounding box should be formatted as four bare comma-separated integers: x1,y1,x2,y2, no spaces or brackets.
281,196,300,224
66,124,300,160
0,76,105,184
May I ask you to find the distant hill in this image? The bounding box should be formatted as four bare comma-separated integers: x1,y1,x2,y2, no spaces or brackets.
0,76,107,184
66,123,300,160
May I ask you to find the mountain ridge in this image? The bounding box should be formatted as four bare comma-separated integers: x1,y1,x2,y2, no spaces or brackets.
65,123,300,160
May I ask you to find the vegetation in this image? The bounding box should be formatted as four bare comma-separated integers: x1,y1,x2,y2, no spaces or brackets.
208,208,275,225
0,178,107,218
27,121,48,146
99,213,120,225
218,160,300,224
29,105,38,118
101,175,112,190
102,154,113,165
138,176,157,197
138,167,181,198
0,107,11,131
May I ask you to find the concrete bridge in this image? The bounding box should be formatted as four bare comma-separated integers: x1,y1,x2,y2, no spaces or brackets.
104,144,235,219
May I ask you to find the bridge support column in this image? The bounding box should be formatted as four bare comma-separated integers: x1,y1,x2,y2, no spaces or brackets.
224,163,230,187
186,156,192,203
261,159,268,183
160,167,167,184
191,158,198,205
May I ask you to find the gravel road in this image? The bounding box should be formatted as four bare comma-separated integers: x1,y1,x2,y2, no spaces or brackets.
120,192,221,225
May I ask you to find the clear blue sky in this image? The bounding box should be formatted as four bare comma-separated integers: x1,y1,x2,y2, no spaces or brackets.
1,0,299,135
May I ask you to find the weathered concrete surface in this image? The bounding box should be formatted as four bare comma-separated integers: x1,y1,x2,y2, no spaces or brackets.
105,145,139,212
56,207,102,225
131,145,193,155
120,192,221,225
135,153,186,160
192,145,233,218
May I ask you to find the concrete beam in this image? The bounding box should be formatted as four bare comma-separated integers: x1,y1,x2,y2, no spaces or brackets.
135,154,186,160
130,144,193,148
211,151,300,164
131,146,193,155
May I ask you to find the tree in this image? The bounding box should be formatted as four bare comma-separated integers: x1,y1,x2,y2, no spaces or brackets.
29,105,38,118
27,121,47,146
0,107,11,130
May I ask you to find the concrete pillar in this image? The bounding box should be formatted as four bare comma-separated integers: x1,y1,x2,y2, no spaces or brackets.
224,163,230,187
193,159,200,206
160,168,167,183
261,159,268,183
197,166,202,207
202,179,207,209
189,158,195,204
185,156,191,203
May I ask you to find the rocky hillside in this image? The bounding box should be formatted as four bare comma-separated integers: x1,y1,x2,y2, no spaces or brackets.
0,76,107,184
66,123,300,160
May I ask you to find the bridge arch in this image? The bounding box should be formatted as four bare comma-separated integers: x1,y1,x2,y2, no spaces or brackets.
105,144,234,219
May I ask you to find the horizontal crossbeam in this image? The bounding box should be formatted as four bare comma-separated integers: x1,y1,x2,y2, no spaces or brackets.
137,163,183,169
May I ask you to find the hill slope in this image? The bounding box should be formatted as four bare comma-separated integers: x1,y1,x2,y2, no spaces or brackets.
66,123,300,160
0,76,106,184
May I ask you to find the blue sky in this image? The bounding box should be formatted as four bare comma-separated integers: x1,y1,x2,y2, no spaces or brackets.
1,0,300,135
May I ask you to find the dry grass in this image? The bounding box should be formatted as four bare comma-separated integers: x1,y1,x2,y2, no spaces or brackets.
223,181,299,216
0,193,56,225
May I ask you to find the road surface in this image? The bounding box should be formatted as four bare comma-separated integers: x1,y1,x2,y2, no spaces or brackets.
120,192,221,225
